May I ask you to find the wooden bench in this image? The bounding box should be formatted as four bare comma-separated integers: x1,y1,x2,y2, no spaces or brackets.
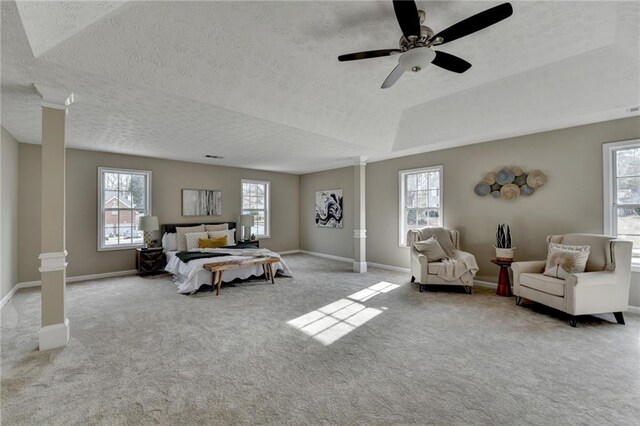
203,256,280,296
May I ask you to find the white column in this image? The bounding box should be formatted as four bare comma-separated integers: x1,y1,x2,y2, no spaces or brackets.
34,84,74,351
353,158,367,273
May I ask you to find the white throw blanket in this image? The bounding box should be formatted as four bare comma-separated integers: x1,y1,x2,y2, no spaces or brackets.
437,252,479,282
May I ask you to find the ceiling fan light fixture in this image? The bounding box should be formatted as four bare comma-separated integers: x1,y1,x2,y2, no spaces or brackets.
398,48,436,72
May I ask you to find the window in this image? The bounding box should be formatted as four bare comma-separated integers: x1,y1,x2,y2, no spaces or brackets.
98,167,151,250
241,179,270,238
604,139,640,267
399,166,443,246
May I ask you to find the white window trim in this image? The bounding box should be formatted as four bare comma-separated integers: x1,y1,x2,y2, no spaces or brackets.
240,179,271,239
398,165,444,247
603,139,640,271
97,167,152,251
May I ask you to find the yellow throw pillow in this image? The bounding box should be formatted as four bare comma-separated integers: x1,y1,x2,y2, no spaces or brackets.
198,236,228,248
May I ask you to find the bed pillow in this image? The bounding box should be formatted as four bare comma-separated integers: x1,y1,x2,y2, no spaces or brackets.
208,229,236,246
176,225,206,251
199,236,228,248
414,237,448,262
161,232,178,251
543,242,591,280
185,231,210,251
204,223,229,232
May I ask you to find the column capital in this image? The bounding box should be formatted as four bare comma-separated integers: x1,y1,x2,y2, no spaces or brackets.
34,84,74,111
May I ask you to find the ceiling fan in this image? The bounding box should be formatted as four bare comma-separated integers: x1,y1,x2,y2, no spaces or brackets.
338,1,513,88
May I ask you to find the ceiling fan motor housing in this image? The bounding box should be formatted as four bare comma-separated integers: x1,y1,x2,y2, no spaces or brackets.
399,25,435,51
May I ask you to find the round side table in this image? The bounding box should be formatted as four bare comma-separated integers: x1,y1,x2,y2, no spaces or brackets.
491,259,513,297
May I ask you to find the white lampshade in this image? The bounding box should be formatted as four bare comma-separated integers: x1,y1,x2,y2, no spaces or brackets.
398,48,436,72
240,214,255,227
138,215,159,232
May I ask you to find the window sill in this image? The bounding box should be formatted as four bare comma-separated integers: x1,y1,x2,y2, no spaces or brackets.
98,244,142,252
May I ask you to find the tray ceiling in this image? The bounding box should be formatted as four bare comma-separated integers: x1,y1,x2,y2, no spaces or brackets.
2,1,638,173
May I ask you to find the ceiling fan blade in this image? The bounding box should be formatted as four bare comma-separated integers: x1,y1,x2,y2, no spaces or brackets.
431,51,472,73
338,49,402,62
381,65,405,89
433,2,513,45
392,0,421,39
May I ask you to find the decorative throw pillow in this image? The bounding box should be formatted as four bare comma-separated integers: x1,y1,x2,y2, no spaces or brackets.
204,224,229,232
414,237,449,262
416,228,457,258
543,242,591,280
185,232,210,251
199,236,228,248
433,234,456,258
209,229,236,245
176,225,205,251
161,232,178,251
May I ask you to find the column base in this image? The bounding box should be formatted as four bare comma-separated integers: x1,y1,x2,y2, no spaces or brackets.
353,261,367,273
39,317,69,351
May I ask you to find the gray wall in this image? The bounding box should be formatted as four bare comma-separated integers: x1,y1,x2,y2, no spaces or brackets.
1,127,19,299
18,145,299,282
299,166,353,259
365,117,640,305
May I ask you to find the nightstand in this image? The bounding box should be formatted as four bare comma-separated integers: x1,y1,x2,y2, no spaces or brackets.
136,247,166,276
236,240,259,248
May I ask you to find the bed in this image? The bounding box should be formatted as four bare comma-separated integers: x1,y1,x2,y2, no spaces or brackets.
161,222,293,294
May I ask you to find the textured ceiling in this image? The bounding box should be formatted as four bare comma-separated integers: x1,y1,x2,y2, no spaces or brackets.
1,1,639,174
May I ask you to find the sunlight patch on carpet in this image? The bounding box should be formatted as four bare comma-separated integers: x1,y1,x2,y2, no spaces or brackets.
287,281,400,345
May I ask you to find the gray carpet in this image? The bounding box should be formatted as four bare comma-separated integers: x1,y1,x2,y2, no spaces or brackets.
1,254,639,425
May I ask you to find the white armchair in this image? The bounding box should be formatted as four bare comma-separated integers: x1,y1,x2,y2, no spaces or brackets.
512,234,633,327
408,228,475,293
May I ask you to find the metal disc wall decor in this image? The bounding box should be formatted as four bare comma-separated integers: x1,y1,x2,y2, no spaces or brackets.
495,168,515,185
474,182,491,196
474,167,547,200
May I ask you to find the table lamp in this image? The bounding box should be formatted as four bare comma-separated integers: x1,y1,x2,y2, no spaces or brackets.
240,214,254,241
138,215,159,248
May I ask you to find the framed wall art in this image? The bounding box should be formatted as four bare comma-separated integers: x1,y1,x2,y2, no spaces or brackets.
182,189,222,216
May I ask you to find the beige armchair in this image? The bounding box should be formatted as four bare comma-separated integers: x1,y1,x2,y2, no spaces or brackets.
408,228,475,293
512,234,633,327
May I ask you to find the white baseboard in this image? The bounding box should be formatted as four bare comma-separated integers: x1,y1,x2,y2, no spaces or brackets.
367,262,410,273
1,270,138,310
66,270,138,284
0,285,19,309
298,251,411,274
279,250,301,255
299,250,354,264
473,279,498,289
627,305,640,315
15,280,42,288
39,317,69,351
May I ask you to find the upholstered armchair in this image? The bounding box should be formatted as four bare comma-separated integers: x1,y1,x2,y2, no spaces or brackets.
408,228,476,293
512,234,633,327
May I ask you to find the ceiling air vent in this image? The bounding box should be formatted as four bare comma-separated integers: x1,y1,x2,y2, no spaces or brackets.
205,155,224,159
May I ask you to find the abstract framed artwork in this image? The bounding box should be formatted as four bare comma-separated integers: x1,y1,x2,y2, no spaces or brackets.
182,189,222,216
315,189,343,228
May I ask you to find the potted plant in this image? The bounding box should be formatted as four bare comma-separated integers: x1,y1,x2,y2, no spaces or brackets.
494,224,515,260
